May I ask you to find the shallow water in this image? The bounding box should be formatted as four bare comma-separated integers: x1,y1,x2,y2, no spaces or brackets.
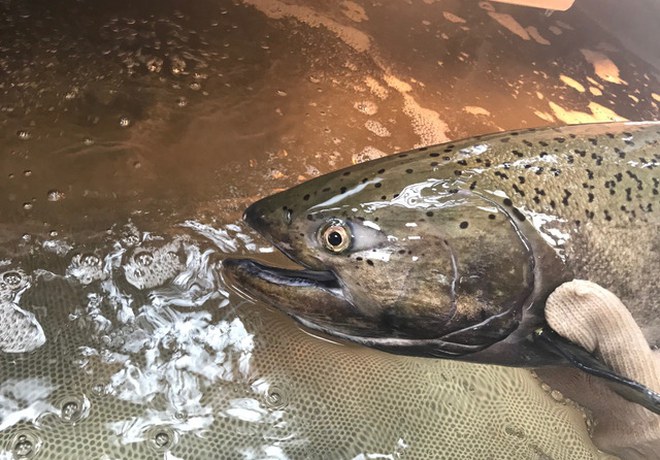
0,0,658,458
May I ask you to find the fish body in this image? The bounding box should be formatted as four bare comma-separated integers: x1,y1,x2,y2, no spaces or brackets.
224,122,660,367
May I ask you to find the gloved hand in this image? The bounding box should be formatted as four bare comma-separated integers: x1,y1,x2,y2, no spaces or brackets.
538,280,660,460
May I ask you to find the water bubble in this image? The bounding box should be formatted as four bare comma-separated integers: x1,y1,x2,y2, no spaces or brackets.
64,87,79,100
3,271,24,288
148,427,177,452
170,56,187,75
80,253,101,267
265,385,289,409
8,173,14,179
176,96,188,107
135,251,154,267
146,57,163,73
276,90,288,97
154,432,170,448
49,230,58,237
11,431,41,459
47,190,66,202
16,130,31,141
62,401,79,421
189,82,201,91
23,202,33,211
119,117,131,127
23,170,32,177
83,137,94,146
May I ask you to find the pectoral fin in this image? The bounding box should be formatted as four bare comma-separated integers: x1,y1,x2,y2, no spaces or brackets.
533,326,660,415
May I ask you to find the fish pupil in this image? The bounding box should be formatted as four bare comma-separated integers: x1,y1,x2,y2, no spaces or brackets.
328,231,343,246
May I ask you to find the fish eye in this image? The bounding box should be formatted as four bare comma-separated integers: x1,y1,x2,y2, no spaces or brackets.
319,220,352,253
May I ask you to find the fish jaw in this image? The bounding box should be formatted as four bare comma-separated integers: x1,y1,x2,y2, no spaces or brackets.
222,257,382,338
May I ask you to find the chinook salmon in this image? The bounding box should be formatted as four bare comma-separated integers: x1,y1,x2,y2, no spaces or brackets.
223,122,660,410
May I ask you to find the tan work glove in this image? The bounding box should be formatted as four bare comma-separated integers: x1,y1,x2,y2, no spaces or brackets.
538,280,660,460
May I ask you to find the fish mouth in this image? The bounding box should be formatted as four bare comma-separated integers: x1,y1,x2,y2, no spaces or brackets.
222,258,341,296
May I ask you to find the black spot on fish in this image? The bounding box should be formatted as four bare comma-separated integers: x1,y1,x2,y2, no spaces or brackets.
488,214,496,220
523,140,533,147
393,193,400,199
454,170,462,176
615,147,626,159
575,149,587,157
614,173,623,182
457,160,468,166
426,211,434,217
418,146,429,152
340,186,347,193
398,249,406,254
586,210,595,219
586,169,594,180
533,196,540,204
503,198,513,207
625,140,635,147
375,183,382,188
459,221,469,229
303,194,310,201
430,161,439,167
494,171,509,180
406,168,413,174
512,150,524,158
469,181,477,190
554,137,566,143
307,214,314,221
500,137,510,143
512,184,525,197
343,171,351,176
588,192,595,203
604,210,612,221
535,167,544,176
539,141,549,147
377,168,385,174
540,151,548,158
356,257,363,261
430,152,440,157
567,155,575,164
362,178,369,183
512,208,526,222
588,137,598,146
443,156,451,161
562,190,572,206
549,200,556,209
626,171,643,190
322,187,331,192
518,176,526,184
381,195,387,200
625,188,632,201
399,154,408,158
484,160,492,167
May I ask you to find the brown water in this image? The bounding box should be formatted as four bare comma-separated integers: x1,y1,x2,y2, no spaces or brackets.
0,0,657,458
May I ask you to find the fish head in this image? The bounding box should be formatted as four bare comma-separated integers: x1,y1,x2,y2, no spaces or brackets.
224,157,536,358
